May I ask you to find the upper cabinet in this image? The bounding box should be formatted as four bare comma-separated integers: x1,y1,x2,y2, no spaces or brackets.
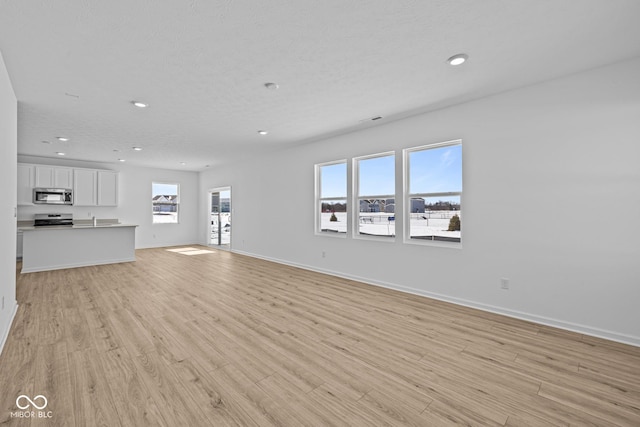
17,164,34,205
97,170,118,206
73,169,97,206
55,167,74,188
34,165,73,189
17,163,119,207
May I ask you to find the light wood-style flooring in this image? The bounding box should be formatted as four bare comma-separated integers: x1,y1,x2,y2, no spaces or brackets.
1,246,639,426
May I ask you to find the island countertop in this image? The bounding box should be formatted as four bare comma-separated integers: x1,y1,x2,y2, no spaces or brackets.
19,223,137,231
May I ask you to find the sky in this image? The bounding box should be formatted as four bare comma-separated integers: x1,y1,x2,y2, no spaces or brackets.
320,162,347,198
359,155,395,196
152,183,179,197
320,144,462,198
409,144,462,194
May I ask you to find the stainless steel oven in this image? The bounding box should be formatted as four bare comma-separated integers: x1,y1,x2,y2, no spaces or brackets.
33,213,73,227
33,188,73,205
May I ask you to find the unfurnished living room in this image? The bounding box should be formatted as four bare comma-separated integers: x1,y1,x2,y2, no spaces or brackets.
1,1,639,426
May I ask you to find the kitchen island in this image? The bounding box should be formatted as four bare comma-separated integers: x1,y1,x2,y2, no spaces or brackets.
20,224,137,273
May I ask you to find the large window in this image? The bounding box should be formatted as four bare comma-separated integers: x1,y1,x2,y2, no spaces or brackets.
404,140,462,243
152,182,179,224
354,152,395,238
316,161,347,234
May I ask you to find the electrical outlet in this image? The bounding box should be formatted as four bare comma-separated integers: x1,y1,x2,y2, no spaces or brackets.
500,278,510,290
322,251,326,258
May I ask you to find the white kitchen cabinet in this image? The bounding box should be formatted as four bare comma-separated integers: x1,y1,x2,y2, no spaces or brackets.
73,168,119,206
17,164,34,205
97,170,118,206
54,167,73,188
35,165,73,188
34,165,53,187
73,169,97,206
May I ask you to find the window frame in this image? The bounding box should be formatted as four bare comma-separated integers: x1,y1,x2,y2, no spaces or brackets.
315,160,348,237
403,140,462,247
353,151,396,241
152,181,180,225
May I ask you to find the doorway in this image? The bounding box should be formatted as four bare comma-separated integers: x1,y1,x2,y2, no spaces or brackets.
209,187,231,248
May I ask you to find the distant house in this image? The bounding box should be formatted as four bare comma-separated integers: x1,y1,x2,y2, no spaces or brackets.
410,197,425,213
385,198,395,213
360,199,381,212
153,195,178,213
211,194,231,213
359,199,395,213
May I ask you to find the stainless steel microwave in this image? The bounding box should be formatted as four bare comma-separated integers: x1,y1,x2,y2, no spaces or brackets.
33,188,73,205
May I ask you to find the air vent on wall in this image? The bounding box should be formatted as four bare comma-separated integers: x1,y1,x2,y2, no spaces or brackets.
359,116,383,124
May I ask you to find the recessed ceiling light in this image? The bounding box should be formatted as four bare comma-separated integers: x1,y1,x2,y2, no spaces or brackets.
132,101,149,108
132,147,143,151
264,82,279,90
41,140,51,144
180,162,187,165
56,152,66,156
447,53,468,66
118,159,126,162
257,130,268,135
113,149,121,152
57,136,69,142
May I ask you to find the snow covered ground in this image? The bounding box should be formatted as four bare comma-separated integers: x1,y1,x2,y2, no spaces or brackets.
319,212,348,233
407,212,461,241
320,211,461,241
153,212,178,223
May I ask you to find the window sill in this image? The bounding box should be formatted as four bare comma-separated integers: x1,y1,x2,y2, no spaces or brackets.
352,233,396,243
403,238,462,249
315,230,347,238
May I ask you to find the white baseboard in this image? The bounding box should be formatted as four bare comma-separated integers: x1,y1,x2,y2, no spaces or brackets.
232,249,640,348
0,302,18,356
20,257,136,274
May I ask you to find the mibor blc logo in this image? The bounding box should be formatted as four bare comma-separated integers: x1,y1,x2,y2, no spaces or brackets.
11,395,53,419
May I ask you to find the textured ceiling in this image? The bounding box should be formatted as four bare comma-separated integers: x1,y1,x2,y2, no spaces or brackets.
1,0,640,170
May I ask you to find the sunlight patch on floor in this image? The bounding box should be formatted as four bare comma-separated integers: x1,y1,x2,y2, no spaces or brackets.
166,247,216,255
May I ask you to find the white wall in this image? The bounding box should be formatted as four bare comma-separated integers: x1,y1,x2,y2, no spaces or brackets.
0,51,18,354
200,57,640,346
18,156,200,249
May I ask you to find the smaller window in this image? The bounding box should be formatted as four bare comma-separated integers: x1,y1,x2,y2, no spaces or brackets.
152,182,180,224
316,161,347,235
354,152,396,238
405,141,462,244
